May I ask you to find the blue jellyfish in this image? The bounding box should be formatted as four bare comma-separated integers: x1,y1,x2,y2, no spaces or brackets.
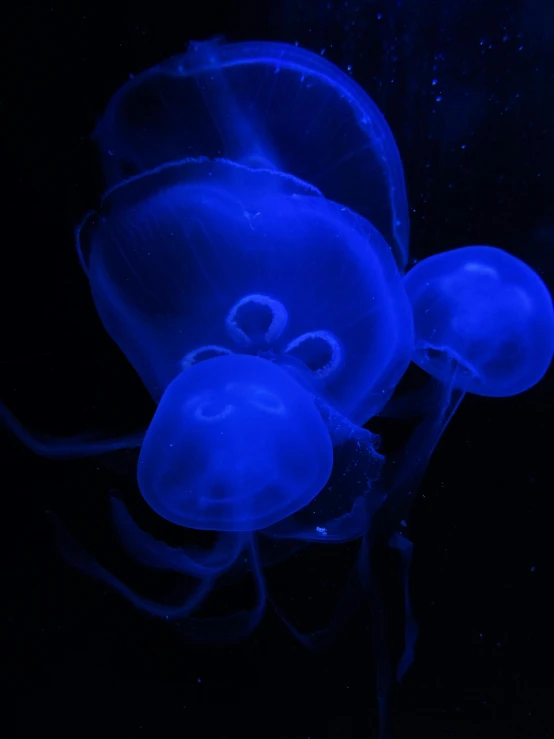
405,245,554,397
384,244,554,507
92,38,410,270
138,353,334,532
78,158,413,426
1,39,414,649
390,244,554,488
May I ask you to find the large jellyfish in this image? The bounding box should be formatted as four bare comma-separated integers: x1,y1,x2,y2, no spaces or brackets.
77,157,412,425
2,39,553,739
2,37,414,636
93,39,410,271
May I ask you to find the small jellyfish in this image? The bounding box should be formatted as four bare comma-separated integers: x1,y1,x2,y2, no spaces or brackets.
364,244,554,730
404,245,554,397
138,353,334,532
380,244,554,513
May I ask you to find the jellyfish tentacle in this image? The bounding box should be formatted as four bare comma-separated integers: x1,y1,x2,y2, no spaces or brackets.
359,533,393,739
176,534,267,643
110,497,244,576
47,512,214,618
0,401,144,459
383,370,466,524
389,532,418,682
268,549,363,651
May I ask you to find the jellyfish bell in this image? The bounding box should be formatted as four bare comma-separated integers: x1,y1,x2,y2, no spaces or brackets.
93,38,410,270
137,353,334,532
78,157,414,426
381,244,554,530
376,244,554,543
404,245,554,397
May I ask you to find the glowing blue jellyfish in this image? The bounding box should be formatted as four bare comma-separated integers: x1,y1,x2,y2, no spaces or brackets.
138,353,334,532
387,244,554,490
1,39,414,645
405,245,554,397
363,244,554,733
78,157,413,425
385,244,554,503
93,39,410,270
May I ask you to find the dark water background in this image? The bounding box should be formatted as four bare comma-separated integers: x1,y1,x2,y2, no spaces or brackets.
2,0,553,736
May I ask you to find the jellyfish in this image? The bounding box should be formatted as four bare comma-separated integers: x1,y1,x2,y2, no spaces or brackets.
1,39,414,649
43,146,413,636
353,245,554,735
380,244,554,522
78,157,413,426
398,244,554,463
406,246,554,394
92,38,410,270
386,244,554,510
137,353,334,532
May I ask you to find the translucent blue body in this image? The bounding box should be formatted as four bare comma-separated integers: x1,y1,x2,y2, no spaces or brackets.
93,39,410,270
79,158,413,425
404,246,554,397
138,353,334,531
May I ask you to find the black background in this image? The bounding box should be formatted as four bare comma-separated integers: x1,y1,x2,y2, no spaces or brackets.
2,0,553,737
